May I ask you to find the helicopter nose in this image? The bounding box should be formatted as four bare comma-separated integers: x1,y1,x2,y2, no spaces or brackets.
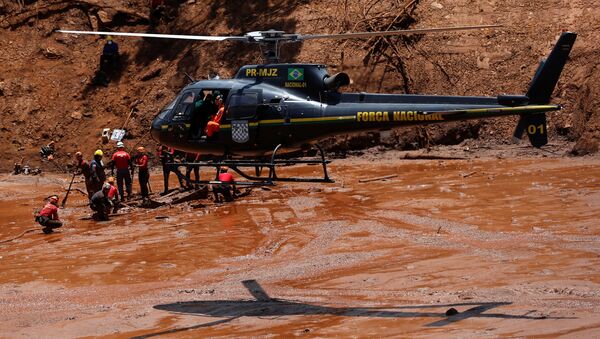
150,114,165,143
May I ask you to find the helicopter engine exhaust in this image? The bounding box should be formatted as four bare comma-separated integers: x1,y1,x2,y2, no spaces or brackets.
324,72,350,91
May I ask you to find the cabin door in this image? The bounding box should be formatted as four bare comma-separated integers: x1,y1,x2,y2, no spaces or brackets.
226,90,261,145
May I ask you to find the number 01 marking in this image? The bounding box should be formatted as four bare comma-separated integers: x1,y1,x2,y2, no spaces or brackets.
527,124,545,134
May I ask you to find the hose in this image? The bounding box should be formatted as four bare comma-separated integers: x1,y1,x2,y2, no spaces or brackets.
0,228,38,245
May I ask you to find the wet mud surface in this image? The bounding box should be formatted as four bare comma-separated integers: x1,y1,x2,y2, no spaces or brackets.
1,148,600,337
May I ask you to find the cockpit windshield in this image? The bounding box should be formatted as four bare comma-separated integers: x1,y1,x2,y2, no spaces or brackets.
172,91,196,121
157,94,180,120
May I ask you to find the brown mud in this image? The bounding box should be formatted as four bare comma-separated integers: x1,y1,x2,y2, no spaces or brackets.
1,146,599,337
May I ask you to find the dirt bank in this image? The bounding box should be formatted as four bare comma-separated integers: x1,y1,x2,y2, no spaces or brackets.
1,0,599,171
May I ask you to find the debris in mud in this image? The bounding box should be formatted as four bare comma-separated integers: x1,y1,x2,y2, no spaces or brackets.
460,171,477,178
358,174,398,183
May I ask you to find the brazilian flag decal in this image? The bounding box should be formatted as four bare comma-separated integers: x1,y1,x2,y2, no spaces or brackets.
288,68,304,81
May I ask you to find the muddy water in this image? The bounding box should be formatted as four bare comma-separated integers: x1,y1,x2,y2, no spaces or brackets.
1,155,600,337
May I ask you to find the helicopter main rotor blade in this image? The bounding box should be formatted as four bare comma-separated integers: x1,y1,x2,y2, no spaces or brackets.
57,30,248,41
298,24,502,40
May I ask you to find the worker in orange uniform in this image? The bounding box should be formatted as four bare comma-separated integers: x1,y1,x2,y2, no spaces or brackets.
135,146,150,201
110,141,133,201
35,195,63,234
212,166,236,203
204,94,225,138
106,176,120,213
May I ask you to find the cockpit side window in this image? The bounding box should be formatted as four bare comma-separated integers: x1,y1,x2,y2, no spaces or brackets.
172,91,196,121
227,91,261,120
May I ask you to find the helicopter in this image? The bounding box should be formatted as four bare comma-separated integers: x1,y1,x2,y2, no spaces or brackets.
57,27,577,185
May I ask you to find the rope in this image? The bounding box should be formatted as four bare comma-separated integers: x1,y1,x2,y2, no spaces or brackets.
0,228,38,245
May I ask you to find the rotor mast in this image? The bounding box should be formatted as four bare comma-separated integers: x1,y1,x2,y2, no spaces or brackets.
245,30,296,64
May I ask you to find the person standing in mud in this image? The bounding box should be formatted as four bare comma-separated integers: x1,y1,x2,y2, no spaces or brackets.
110,141,133,201
35,195,63,234
135,147,150,201
90,150,106,197
90,184,113,221
74,151,94,200
185,152,201,188
157,145,186,195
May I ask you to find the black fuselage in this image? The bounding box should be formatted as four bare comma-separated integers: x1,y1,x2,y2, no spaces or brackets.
150,63,558,156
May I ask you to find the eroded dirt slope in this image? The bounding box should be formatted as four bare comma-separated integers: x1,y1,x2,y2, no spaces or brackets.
0,0,599,171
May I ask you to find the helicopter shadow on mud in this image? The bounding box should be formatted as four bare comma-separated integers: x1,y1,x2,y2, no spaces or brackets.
136,280,570,338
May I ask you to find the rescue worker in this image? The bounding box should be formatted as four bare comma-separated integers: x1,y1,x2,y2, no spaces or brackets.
157,145,186,195
74,151,94,200
204,94,225,138
106,176,119,213
212,166,236,203
185,152,201,188
90,183,113,221
36,195,63,234
189,91,206,139
110,141,133,201
90,149,106,197
135,146,150,201
101,36,119,71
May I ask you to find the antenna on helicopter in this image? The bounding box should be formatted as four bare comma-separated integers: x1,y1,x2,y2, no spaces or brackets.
183,72,195,83
57,25,502,64
208,70,220,80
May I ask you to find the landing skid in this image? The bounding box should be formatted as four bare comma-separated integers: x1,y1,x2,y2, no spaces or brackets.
171,144,334,186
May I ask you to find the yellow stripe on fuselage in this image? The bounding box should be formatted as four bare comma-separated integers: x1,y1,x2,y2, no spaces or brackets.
447,105,559,114
220,115,355,129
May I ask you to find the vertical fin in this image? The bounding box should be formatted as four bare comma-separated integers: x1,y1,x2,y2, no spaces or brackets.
242,280,272,301
526,32,577,104
514,32,576,147
513,113,548,148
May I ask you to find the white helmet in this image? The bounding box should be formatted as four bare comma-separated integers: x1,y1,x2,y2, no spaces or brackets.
116,141,125,148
